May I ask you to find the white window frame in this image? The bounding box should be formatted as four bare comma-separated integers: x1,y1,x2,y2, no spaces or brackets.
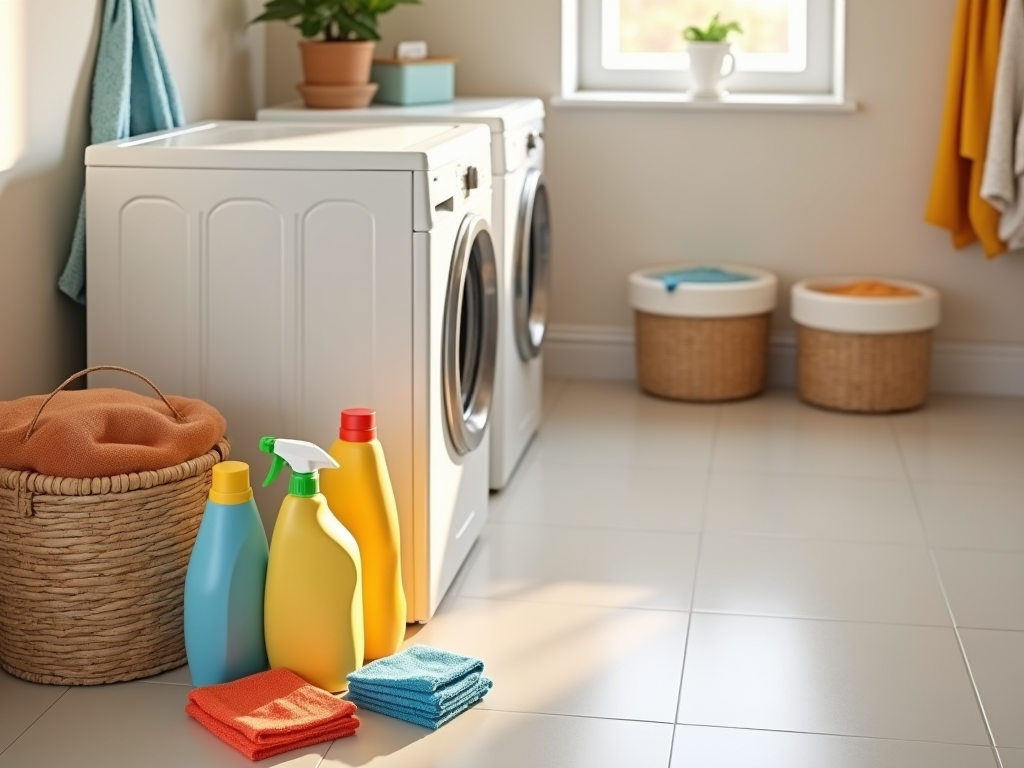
559,0,852,111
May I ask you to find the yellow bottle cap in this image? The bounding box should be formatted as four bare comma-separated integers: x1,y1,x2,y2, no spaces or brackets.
210,461,254,505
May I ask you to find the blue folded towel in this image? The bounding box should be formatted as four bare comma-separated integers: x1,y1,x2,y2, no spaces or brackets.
347,669,484,711
657,266,754,293
59,0,184,304
347,678,493,731
345,645,493,729
347,645,484,694
348,675,492,717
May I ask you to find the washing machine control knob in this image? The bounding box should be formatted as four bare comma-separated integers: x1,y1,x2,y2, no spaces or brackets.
527,132,540,152
464,166,480,191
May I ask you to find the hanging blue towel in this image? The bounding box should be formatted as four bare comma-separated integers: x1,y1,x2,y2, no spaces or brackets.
58,0,184,304
657,266,755,294
345,645,493,730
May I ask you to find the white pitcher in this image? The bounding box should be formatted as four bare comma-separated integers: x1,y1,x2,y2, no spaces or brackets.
687,42,737,99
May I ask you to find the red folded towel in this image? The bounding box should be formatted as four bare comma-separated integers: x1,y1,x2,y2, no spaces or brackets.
186,669,360,761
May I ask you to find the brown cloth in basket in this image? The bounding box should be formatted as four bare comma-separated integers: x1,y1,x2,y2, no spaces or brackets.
0,388,226,479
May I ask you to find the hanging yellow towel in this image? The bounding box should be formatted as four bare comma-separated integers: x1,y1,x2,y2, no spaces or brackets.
926,0,1008,258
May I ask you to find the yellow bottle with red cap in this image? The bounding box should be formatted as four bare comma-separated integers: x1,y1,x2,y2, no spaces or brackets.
320,409,407,661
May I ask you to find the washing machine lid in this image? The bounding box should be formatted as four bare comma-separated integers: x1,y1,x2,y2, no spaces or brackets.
85,121,491,172
259,98,545,135
258,99,545,175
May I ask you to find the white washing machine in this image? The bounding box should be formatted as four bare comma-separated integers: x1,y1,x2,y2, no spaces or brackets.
258,99,551,491
85,121,496,621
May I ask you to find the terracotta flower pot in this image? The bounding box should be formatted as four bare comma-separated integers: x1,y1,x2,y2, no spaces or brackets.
299,40,376,86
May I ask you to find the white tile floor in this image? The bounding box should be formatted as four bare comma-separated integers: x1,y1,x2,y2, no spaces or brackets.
2,379,1024,767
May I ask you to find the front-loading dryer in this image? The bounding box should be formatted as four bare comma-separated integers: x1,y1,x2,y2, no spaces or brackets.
85,120,495,621
258,99,552,491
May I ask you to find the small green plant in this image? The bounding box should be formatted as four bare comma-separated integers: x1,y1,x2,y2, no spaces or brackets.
252,0,421,42
683,13,743,43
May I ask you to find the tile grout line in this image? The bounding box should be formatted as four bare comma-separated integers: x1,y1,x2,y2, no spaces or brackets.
672,721,996,750
542,378,572,423
484,516,935,550
886,417,1005,768
450,591,968,629
931,556,1006,768
484,376,576,522
474,704,676,726
667,403,722,768
0,686,70,759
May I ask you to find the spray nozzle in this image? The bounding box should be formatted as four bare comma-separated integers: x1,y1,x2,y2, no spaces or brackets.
259,436,338,498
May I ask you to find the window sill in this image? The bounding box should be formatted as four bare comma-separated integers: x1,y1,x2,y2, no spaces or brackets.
550,91,858,113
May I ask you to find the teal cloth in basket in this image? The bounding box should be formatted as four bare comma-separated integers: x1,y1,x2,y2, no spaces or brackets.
58,0,185,304
346,646,493,729
657,267,754,294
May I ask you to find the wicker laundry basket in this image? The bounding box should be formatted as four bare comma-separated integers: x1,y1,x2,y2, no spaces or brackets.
792,278,941,413
0,367,229,685
629,264,778,402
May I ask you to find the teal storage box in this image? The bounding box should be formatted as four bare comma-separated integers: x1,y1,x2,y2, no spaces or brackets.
372,57,457,106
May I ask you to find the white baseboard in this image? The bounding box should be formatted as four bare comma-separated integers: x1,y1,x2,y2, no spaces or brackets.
545,324,1024,398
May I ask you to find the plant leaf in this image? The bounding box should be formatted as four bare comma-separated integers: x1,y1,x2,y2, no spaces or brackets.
683,12,742,42
333,10,380,40
251,0,414,40
251,0,304,23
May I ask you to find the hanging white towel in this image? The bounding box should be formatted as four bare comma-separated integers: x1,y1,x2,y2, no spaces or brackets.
982,0,1024,251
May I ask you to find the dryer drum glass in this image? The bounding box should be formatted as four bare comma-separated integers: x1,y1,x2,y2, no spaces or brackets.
459,251,483,414
528,184,551,321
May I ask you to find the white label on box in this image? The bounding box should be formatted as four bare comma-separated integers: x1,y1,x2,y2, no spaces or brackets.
396,41,428,60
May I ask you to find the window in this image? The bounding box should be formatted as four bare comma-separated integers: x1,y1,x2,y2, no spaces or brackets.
562,0,846,104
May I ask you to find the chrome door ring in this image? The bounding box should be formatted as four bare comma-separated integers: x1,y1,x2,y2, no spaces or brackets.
514,168,551,361
443,215,499,456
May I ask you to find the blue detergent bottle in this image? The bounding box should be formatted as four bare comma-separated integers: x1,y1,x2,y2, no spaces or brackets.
184,461,270,686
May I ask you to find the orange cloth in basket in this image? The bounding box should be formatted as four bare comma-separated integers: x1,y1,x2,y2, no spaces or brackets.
186,669,360,762
816,280,921,298
0,388,226,478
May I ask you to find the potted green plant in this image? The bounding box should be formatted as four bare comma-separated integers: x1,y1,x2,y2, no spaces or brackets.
682,13,743,99
253,0,421,108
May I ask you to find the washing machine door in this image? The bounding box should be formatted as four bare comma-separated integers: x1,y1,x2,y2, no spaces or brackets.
443,215,499,456
514,168,552,361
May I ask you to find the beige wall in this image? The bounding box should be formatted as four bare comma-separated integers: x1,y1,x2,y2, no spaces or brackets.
266,0,1024,346
0,0,264,400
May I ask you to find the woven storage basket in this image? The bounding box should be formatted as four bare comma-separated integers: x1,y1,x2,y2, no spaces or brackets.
635,312,770,401
629,264,778,402
798,327,931,413
792,278,941,414
0,367,229,685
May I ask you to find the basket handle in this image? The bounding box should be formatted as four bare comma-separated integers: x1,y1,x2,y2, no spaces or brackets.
22,365,186,443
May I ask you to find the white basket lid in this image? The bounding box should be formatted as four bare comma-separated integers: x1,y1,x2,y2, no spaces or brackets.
792,277,941,334
629,264,778,318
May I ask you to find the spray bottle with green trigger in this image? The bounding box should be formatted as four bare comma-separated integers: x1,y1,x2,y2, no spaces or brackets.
260,436,365,692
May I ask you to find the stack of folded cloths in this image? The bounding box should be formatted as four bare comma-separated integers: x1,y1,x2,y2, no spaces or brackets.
186,668,360,761
346,645,493,730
